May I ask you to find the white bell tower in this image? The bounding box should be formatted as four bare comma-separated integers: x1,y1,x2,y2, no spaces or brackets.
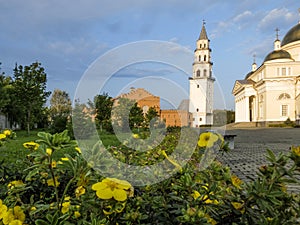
189,21,215,127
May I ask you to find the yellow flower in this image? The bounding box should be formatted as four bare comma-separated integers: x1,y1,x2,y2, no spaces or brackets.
92,178,133,201
231,201,245,214
47,177,60,187
8,220,23,225
0,199,8,219
198,132,219,148
3,209,14,224
205,214,217,225
0,133,6,140
132,133,139,139
203,195,219,204
292,146,300,157
23,141,39,150
3,206,25,224
46,148,52,156
231,175,243,189
12,206,25,222
51,160,57,168
61,201,71,214
75,147,81,154
3,130,11,136
161,150,182,172
30,206,37,211
74,211,81,218
75,186,86,198
191,190,200,200
61,157,69,161
7,180,24,189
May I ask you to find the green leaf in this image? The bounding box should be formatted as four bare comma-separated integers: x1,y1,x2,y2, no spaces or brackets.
35,219,50,225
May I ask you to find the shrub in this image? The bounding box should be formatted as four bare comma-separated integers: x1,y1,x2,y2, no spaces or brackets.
0,130,299,224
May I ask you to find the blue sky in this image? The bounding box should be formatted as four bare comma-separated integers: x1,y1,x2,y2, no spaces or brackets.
0,0,299,110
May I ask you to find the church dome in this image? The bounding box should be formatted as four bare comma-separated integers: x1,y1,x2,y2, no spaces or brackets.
245,71,254,79
263,49,292,62
281,23,300,46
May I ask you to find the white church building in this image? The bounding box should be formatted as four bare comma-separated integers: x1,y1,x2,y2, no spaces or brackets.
232,21,300,125
189,22,215,127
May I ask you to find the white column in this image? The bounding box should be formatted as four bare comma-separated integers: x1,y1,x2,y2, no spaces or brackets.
245,96,250,122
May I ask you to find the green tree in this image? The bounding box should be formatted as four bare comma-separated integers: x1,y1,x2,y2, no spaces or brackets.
93,93,113,132
49,89,72,133
145,107,159,127
13,62,51,134
69,99,95,139
0,63,22,129
112,98,144,132
129,102,144,130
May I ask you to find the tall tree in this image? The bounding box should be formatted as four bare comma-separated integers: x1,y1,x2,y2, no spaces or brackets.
94,93,113,132
13,62,51,134
145,107,159,127
112,98,144,132
49,89,72,133
70,99,95,139
129,102,144,130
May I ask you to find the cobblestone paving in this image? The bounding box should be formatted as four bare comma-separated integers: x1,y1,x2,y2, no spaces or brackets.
216,128,300,191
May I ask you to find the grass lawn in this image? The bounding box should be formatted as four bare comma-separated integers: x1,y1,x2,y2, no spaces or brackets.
0,129,122,169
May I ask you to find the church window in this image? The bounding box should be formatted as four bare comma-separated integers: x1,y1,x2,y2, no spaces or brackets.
196,108,199,112
197,84,199,88
278,93,291,100
196,70,200,77
204,55,207,61
204,44,206,48
281,105,288,116
282,68,286,76
199,118,202,121
200,44,202,48
204,69,207,77
199,55,201,61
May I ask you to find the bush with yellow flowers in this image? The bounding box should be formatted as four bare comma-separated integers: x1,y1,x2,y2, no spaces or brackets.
0,129,16,146
0,129,299,224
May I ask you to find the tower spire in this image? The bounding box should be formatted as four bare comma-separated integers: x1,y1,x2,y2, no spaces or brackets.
199,20,208,40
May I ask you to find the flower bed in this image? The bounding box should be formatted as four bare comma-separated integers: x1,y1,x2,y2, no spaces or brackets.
0,130,299,224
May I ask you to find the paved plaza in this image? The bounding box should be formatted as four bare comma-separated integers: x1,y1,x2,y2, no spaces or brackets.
217,127,300,191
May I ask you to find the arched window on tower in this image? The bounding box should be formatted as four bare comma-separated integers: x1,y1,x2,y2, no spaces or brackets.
200,44,202,48
199,55,201,61
204,69,207,77
196,70,200,77
204,55,206,61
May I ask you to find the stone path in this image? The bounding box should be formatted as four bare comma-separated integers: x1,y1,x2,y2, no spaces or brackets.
217,128,300,192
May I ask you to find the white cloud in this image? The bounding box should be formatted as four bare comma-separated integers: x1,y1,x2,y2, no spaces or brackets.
258,8,297,32
233,10,253,23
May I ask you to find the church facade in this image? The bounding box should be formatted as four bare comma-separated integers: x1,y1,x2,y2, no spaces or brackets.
232,22,300,125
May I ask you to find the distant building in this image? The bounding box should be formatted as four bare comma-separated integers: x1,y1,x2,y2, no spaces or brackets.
116,88,191,127
189,22,215,127
160,109,190,127
115,87,160,114
232,22,300,125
